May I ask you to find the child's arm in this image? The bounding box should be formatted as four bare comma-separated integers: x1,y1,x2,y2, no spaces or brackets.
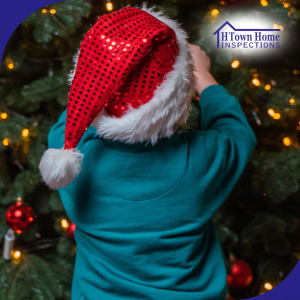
48,108,96,150
188,44,257,200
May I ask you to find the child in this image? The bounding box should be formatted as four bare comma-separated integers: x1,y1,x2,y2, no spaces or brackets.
39,3,257,300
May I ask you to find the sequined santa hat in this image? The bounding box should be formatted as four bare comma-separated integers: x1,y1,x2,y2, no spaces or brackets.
39,2,196,190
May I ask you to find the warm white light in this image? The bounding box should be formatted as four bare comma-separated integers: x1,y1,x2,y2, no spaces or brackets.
1,112,7,119
106,2,113,11
290,98,295,105
2,138,9,146
7,62,14,70
283,137,291,146
22,129,29,137
264,283,273,290
268,109,275,116
211,9,219,16
252,79,260,86
261,0,268,6
13,251,21,259
231,60,240,68
273,113,281,119
61,219,69,228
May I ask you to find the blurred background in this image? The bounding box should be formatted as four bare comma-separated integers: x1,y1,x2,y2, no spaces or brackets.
1,0,300,299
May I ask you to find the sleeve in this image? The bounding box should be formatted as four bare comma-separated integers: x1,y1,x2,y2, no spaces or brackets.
198,84,257,199
48,108,96,150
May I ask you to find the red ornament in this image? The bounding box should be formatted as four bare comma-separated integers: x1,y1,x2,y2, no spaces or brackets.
5,201,35,234
66,222,76,240
227,255,253,289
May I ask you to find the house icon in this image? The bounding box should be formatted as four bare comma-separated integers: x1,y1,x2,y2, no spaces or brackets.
213,21,281,48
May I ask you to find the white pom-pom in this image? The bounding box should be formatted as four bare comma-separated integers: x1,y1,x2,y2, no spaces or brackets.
39,148,83,190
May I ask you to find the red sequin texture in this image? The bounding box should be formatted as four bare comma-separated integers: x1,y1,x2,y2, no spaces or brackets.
65,6,179,149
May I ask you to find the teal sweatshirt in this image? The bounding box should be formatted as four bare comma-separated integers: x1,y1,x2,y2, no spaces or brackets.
48,85,257,300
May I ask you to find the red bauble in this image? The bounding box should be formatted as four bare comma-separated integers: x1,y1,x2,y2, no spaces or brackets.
66,222,76,239
227,256,253,289
5,202,35,234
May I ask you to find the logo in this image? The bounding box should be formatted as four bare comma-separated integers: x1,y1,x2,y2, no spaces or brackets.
213,21,281,49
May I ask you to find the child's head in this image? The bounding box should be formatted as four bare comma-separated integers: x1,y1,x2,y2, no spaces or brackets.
39,2,196,190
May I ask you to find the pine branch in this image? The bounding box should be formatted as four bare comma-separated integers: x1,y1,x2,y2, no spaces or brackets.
21,54,73,62
3,108,54,126
50,14,66,29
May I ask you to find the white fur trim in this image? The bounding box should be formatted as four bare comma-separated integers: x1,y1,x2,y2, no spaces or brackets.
68,47,81,85
39,148,83,190
68,2,196,145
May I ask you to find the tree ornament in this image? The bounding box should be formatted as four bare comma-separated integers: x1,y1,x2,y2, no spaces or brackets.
5,200,35,234
3,228,15,260
227,255,253,289
66,222,76,240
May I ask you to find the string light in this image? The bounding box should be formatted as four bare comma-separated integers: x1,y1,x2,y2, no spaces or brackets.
261,0,268,6
278,25,283,31
61,219,69,228
16,197,23,203
106,0,113,11
12,250,22,265
264,84,271,90
284,3,290,8
268,109,275,116
42,9,47,14
2,138,9,146
7,62,14,70
290,98,295,105
220,1,225,4
273,113,281,119
283,137,291,146
264,283,273,290
273,24,279,29
252,79,261,86
231,60,240,68
293,70,299,75
1,112,7,119
22,129,29,138
211,9,219,16
13,251,21,259
50,9,56,14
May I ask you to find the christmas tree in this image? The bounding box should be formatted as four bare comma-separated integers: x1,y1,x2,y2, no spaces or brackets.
1,0,300,299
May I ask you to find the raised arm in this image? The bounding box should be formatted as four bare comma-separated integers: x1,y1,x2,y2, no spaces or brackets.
188,43,257,199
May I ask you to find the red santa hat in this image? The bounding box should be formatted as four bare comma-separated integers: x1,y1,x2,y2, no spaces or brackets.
39,2,196,190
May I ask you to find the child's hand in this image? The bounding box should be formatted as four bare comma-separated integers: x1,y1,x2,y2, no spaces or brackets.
188,43,211,75
188,43,219,96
